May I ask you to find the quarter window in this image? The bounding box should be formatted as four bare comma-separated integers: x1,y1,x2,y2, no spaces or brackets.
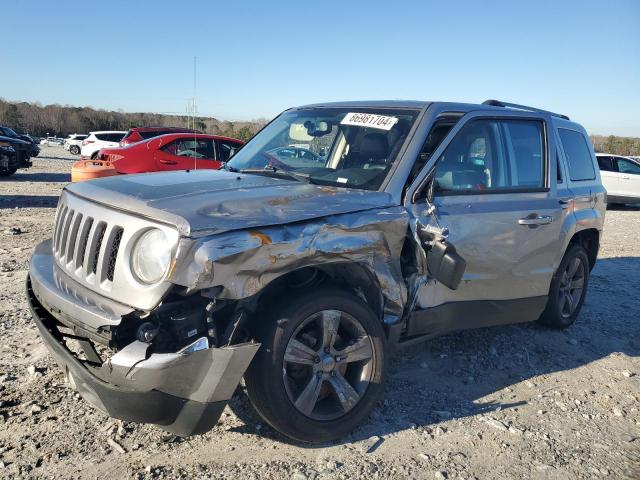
433,119,544,194
558,129,596,181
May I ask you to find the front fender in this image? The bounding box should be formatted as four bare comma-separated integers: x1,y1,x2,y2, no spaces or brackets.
171,207,410,322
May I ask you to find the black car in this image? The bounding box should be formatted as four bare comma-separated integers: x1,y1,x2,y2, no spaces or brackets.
0,126,40,158
0,134,32,176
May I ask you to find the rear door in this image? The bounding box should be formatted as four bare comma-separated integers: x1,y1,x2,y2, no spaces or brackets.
406,112,565,332
615,157,640,199
557,127,598,217
597,155,619,198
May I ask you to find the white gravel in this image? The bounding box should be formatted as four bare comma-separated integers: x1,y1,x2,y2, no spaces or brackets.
0,146,638,479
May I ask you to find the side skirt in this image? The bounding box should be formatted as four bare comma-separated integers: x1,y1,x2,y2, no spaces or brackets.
400,296,547,345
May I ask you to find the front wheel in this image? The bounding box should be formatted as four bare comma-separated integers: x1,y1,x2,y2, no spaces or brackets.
245,288,386,443
538,244,590,329
70,145,80,155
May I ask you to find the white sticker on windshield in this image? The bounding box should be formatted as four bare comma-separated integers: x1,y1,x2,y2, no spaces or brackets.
340,112,399,131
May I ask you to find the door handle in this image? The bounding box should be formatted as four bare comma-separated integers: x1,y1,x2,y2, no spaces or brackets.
159,159,177,165
558,199,571,209
518,215,553,226
622,175,630,180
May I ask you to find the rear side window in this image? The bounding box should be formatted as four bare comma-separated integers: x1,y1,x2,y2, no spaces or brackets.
558,129,595,181
140,130,169,140
97,133,125,142
597,156,615,172
432,118,544,194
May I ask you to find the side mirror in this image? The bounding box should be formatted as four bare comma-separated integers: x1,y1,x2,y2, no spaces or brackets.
427,240,466,290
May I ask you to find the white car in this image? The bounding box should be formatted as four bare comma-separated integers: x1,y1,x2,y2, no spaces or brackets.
64,134,88,155
596,153,640,205
80,131,126,159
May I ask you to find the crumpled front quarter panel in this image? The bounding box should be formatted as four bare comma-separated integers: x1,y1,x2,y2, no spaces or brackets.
172,207,410,321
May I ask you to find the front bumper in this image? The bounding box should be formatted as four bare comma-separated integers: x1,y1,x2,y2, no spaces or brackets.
27,241,260,436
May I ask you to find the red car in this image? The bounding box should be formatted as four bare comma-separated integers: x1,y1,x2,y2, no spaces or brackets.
98,133,244,174
120,126,199,147
71,133,244,182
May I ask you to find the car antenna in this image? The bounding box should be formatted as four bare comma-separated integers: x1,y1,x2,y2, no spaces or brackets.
192,56,197,171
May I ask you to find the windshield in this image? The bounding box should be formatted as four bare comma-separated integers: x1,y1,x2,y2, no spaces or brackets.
227,107,419,190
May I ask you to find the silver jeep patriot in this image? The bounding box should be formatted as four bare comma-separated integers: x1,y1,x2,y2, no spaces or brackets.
27,100,605,442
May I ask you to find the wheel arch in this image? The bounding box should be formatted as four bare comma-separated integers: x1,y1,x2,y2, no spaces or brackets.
567,228,600,270
249,262,385,324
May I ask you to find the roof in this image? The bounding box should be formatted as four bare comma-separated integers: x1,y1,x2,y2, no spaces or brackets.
295,99,571,120
152,133,244,142
89,131,127,134
128,126,197,132
298,100,430,110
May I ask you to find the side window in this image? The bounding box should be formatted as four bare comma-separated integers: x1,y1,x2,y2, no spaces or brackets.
558,128,596,181
163,139,214,159
217,141,241,162
597,156,615,172
433,119,544,194
617,158,640,175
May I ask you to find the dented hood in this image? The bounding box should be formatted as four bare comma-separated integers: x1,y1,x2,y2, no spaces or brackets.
66,169,396,236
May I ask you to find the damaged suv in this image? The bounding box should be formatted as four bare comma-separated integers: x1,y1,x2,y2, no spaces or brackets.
27,100,605,442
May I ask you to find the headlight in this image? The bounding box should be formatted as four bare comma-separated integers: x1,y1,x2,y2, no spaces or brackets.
131,229,171,284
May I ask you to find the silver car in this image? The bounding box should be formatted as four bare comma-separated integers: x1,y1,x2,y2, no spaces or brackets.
27,99,605,442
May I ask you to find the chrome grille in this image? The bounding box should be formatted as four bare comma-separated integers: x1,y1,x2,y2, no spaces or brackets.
51,191,180,310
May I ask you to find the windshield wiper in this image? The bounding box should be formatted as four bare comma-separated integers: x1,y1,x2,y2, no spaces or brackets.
240,166,313,184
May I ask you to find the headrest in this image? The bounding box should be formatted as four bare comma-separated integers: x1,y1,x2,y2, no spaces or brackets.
360,133,388,159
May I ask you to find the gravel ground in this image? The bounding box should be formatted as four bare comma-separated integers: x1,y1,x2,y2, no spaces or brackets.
0,146,638,479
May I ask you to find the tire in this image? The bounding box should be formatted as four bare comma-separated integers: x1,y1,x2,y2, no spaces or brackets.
91,151,99,160
0,167,17,177
538,244,590,329
70,145,80,155
245,288,386,443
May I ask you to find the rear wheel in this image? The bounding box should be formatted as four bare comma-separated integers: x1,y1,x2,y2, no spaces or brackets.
70,145,80,155
245,288,385,442
538,244,590,329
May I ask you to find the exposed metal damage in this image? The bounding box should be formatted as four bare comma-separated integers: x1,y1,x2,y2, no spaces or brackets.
172,206,415,324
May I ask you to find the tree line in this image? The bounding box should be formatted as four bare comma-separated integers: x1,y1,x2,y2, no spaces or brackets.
590,135,640,157
0,99,267,142
1,98,638,155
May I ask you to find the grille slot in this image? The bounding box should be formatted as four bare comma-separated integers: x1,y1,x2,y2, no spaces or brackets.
59,209,75,260
106,227,123,282
91,223,107,275
76,218,94,270
65,213,83,263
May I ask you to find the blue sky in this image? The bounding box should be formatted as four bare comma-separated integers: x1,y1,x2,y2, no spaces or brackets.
2,0,639,136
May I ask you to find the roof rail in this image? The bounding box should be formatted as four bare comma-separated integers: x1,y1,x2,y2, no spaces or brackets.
482,99,570,121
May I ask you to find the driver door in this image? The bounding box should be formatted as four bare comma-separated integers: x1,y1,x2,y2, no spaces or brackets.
406,114,566,336
155,138,219,171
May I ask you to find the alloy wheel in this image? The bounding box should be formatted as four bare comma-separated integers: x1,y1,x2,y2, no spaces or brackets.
282,309,375,421
558,256,585,318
